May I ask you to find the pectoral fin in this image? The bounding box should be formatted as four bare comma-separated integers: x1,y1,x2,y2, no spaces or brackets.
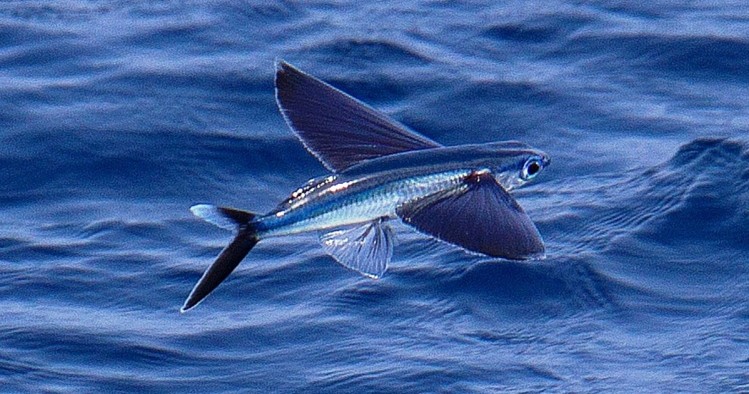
396,172,544,259
319,219,394,278
275,61,441,172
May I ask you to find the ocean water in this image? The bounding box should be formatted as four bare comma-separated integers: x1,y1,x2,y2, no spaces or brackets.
1,1,748,392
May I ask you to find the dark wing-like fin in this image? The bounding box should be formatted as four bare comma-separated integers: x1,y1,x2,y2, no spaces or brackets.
275,60,441,172
319,219,394,278
396,172,544,259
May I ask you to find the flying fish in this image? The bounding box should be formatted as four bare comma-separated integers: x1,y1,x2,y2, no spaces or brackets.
182,61,550,312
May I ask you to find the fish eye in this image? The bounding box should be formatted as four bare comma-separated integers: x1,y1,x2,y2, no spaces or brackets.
522,157,543,180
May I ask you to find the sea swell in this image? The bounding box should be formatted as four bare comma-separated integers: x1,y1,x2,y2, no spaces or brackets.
1,0,747,392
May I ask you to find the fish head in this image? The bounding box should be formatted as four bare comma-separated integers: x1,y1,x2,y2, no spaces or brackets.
483,141,550,190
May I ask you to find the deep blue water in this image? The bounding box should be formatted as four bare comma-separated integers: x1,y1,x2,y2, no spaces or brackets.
1,1,748,392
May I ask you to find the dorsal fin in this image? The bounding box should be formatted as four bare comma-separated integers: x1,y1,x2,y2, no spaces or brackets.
275,60,442,172
274,175,337,211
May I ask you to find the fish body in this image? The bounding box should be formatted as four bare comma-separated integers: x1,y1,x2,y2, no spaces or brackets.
182,61,550,312
256,142,547,238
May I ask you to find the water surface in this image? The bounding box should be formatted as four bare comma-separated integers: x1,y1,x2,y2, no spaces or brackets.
1,1,747,392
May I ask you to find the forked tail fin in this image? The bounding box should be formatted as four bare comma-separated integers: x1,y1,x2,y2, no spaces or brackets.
181,205,259,312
